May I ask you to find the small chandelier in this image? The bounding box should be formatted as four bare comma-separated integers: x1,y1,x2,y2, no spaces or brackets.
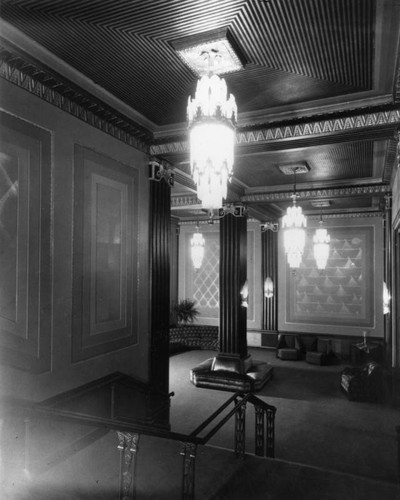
282,194,307,268
190,224,205,270
187,55,237,210
313,217,330,270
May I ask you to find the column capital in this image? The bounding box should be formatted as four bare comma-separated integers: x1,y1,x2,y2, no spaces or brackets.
218,203,247,218
149,160,174,186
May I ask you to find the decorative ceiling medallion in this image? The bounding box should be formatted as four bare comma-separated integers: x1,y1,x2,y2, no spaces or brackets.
278,163,310,175
171,28,246,76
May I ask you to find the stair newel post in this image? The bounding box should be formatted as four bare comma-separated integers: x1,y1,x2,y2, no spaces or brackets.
181,442,197,500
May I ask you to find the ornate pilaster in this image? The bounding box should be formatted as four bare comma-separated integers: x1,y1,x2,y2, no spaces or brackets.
234,399,246,458
384,193,392,366
181,442,197,500
261,223,278,331
149,160,174,395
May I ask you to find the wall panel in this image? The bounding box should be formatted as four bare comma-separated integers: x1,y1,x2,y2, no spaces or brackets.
0,111,51,373
72,145,138,361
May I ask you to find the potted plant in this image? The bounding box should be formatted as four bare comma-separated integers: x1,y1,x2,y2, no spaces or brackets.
173,299,200,325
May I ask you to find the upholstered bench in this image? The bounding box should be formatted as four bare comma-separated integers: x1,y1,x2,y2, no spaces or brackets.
190,357,274,392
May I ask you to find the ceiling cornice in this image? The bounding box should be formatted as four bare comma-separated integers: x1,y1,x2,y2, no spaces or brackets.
241,184,390,203
0,20,158,132
0,39,152,153
151,107,400,158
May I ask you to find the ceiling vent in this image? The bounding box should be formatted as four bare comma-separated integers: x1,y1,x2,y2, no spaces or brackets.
278,163,310,175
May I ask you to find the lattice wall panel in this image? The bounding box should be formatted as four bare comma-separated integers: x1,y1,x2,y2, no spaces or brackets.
192,235,220,318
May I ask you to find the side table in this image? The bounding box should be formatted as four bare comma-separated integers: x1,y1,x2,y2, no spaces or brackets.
350,341,382,365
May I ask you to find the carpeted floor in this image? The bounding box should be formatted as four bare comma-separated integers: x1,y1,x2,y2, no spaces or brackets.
169,348,399,484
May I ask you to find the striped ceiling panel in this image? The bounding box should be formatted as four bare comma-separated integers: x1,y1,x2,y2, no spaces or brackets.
1,0,375,126
234,141,376,189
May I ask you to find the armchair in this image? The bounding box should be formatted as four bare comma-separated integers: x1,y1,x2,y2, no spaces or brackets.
306,338,333,366
276,334,302,361
340,361,384,403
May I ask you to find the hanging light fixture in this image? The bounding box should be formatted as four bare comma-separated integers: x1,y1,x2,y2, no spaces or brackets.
282,169,307,268
190,224,205,270
313,215,330,270
187,53,237,210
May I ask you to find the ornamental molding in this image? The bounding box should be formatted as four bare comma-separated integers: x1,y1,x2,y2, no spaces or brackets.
0,44,151,153
242,184,391,203
307,212,384,219
171,195,201,207
149,160,174,186
150,109,400,156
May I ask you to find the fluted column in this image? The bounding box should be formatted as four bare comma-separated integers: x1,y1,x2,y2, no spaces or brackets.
149,161,174,395
214,207,250,373
261,227,278,331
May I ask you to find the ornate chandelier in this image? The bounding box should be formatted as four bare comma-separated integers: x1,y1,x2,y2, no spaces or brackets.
187,70,237,210
313,218,330,270
282,194,307,268
190,224,205,270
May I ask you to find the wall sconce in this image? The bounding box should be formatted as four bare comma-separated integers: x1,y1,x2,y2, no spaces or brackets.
383,282,391,315
264,277,274,299
240,280,249,308
190,224,205,270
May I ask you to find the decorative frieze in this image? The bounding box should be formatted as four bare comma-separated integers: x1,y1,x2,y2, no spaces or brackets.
0,46,151,153
242,184,390,203
150,109,400,156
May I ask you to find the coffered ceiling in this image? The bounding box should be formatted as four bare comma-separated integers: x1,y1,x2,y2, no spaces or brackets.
1,0,399,221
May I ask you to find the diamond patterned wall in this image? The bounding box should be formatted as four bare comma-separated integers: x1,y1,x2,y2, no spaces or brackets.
192,234,220,318
286,226,374,327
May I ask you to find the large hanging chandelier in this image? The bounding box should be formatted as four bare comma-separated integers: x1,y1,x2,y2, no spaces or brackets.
313,217,330,270
187,61,237,210
190,224,205,270
282,194,307,268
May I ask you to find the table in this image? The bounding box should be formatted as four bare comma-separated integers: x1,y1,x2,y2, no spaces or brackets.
350,341,382,365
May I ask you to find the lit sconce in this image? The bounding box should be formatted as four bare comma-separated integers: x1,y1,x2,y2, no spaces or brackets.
190,224,205,270
264,277,274,299
313,217,330,270
383,282,391,315
240,280,249,308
